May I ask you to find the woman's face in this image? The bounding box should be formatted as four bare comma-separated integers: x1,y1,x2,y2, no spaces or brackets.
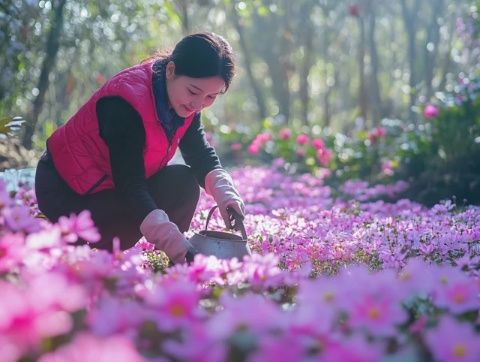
165,61,225,118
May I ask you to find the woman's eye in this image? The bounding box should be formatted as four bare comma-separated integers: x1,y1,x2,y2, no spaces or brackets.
188,89,198,95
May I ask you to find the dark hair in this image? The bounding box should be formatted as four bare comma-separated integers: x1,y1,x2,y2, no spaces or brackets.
147,32,235,91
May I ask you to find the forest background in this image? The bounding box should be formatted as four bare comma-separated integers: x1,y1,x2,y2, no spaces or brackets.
1,0,479,204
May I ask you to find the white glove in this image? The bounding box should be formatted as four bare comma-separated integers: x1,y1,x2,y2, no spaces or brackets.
205,168,245,229
140,209,193,264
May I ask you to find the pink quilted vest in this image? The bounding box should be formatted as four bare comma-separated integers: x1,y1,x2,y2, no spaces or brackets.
47,61,195,195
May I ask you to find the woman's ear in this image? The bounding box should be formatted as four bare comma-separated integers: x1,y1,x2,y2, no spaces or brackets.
166,61,176,80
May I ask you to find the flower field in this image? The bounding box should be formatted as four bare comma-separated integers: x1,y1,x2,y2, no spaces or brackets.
1,164,479,361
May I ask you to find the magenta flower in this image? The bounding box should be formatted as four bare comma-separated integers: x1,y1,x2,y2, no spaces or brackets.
430,266,480,314
278,128,292,140
208,293,285,339
316,148,332,166
0,233,25,272
296,134,309,145
145,279,201,332
381,160,394,176
39,333,145,362
88,296,145,337
423,104,440,119
425,316,480,362
241,253,284,289
0,336,21,362
0,273,85,350
368,127,387,143
294,277,344,333
248,143,260,155
348,292,407,336
3,205,41,233
57,210,101,244
311,138,325,150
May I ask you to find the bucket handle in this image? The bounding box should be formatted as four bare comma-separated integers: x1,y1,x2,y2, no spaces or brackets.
204,205,248,241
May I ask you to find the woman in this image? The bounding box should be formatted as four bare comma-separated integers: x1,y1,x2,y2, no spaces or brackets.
35,32,245,265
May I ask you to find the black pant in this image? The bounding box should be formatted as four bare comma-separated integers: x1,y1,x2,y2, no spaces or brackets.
35,152,200,250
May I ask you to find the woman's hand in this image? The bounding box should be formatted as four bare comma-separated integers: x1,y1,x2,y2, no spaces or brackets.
205,168,245,229
140,209,192,264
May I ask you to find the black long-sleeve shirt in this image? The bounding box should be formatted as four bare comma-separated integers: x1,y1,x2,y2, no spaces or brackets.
96,96,221,222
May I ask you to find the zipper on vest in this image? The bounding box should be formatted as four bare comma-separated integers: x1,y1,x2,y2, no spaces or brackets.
86,174,108,195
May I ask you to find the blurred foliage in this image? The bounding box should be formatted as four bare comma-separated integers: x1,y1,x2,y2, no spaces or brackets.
1,0,479,204
397,77,480,205
0,116,36,170
226,76,480,205
1,0,479,149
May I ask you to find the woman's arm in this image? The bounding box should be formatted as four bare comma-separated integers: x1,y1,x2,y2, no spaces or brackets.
97,96,157,222
178,113,221,188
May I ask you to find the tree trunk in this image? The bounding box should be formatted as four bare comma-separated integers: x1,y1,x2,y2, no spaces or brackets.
22,0,67,149
424,0,444,100
230,1,267,120
175,0,190,35
366,0,382,125
357,12,368,126
400,0,420,122
252,1,291,124
319,4,333,128
299,1,315,126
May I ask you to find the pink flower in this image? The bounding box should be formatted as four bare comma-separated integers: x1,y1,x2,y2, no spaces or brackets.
348,291,407,336
316,148,332,166
145,279,201,332
425,316,480,362
0,233,25,272
311,138,325,150
0,336,21,362
296,134,309,145
423,104,440,119
382,160,394,176
39,333,145,362
248,143,261,155
230,143,242,151
208,293,285,338
294,277,343,333
368,127,387,143
133,237,155,251
349,4,360,17
241,253,284,289
257,132,271,143
57,210,101,244
3,205,41,233
278,128,292,140
88,296,145,337
431,267,480,314
0,273,85,349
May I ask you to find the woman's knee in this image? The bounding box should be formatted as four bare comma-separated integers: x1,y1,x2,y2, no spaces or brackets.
149,164,200,201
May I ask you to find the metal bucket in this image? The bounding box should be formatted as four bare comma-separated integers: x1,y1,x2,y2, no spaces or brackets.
189,206,251,260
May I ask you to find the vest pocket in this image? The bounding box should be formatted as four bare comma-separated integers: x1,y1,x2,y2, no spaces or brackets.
85,174,108,195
